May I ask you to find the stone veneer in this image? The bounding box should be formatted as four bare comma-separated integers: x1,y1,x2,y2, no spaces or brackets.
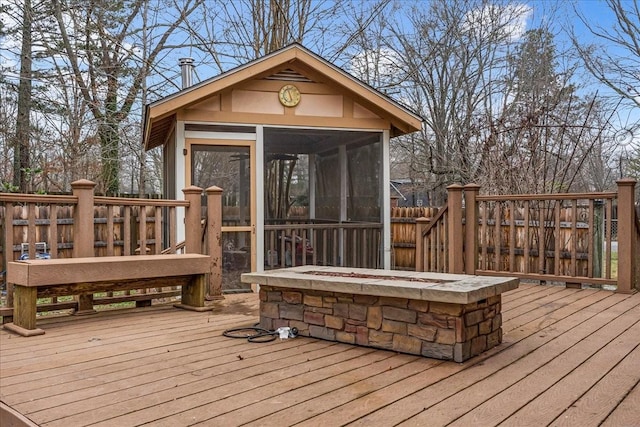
258,285,502,362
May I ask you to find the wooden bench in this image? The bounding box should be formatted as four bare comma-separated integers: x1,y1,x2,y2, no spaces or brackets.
242,266,519,362
3,254,212,337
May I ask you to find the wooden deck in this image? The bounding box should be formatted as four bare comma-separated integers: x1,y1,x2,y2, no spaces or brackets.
1,284,639,426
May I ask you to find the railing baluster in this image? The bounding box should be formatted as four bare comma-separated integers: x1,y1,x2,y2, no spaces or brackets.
524,200,530,274
495,201,501,271
509,201,516,272
155,206,162,254
105,201,115,299
605,199,612,279
28,203,36,259
571,200,577,277
5,202,14,310
588,199,595,278
361,228,367,267
538,202,546,275
351,228,357,267
107,205,114,256
554,201,561,276
280,229,287,267
169,207,177,253
438,219,442,272
124,206,131,256
481,202,488,271
332,228,338,267
291,229,297,267
312,228,318,266
48,205,58,304
430,222,436,271
322,228,328,266
139,205,147,255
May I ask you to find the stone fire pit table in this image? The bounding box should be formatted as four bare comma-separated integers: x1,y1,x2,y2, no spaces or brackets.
241,266,519,362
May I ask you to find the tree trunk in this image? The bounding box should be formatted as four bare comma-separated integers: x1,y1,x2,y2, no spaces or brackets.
100,74,120,195
14,0,32,192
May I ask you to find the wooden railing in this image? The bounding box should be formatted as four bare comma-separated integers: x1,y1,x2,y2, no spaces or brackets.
1,180,223,320
415,203,448,273
264,221,382,269
473,191,618,284
415,179,639,293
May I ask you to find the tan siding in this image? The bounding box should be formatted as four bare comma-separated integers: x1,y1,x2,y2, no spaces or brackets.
295,94,343,117
232,90,283,114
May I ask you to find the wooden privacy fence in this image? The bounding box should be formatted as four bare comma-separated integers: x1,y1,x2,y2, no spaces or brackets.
1,180,223,319
415,179,639,293
390,207,439,270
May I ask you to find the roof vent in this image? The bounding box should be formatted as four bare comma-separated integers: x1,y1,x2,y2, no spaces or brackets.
264,68,312,82
178,57,195,89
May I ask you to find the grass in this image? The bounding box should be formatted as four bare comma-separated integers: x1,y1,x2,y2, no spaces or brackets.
0,292,144,322
605,250,618,279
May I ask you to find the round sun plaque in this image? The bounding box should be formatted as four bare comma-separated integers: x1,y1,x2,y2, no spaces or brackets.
278,84,301,107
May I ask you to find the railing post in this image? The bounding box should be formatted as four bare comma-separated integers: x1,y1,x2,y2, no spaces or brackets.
616,178,637,293
464,184,480,275
206,186,224,300
447,184,464,274
415,217,430,272
72,179,96,258
71,179,96,314
182,186,203,254
4,202,15,313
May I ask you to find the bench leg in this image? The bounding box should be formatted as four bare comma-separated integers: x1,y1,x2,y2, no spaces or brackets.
3,285,45,336
174,274,212,312
136,300,153,308
75,294,97,315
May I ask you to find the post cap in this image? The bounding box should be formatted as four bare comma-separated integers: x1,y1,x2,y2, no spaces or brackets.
206,186,223,194
182,186,203,195
70,179,96,189
616,178,637,187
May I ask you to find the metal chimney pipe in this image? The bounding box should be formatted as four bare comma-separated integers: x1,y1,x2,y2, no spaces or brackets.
178,57,194,89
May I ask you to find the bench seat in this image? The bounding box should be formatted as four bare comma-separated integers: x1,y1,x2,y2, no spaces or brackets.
4,254,212,336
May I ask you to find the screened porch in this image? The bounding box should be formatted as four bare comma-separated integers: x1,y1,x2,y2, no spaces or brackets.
191,127,385,291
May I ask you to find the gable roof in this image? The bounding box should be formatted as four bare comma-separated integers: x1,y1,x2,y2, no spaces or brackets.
143,43,423,150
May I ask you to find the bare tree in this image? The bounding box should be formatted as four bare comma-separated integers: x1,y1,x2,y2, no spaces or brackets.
12,0,32,192
385,0,532,203
50,0,203,194
180,0,345,74
480,28,602,194
572,0,640,182
572,0,640,109
0,82,18,191
2,0,626,200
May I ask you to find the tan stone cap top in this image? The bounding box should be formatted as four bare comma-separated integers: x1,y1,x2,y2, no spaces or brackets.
242,266,519,305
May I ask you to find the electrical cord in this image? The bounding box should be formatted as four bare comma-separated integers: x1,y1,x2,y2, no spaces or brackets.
223,325,298,343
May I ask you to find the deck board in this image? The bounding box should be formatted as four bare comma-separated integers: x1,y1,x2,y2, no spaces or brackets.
427,299,640,427
1,284,639,427
550,346,640,426
600,381,640,427
346,290,632,426
500,318,640,426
